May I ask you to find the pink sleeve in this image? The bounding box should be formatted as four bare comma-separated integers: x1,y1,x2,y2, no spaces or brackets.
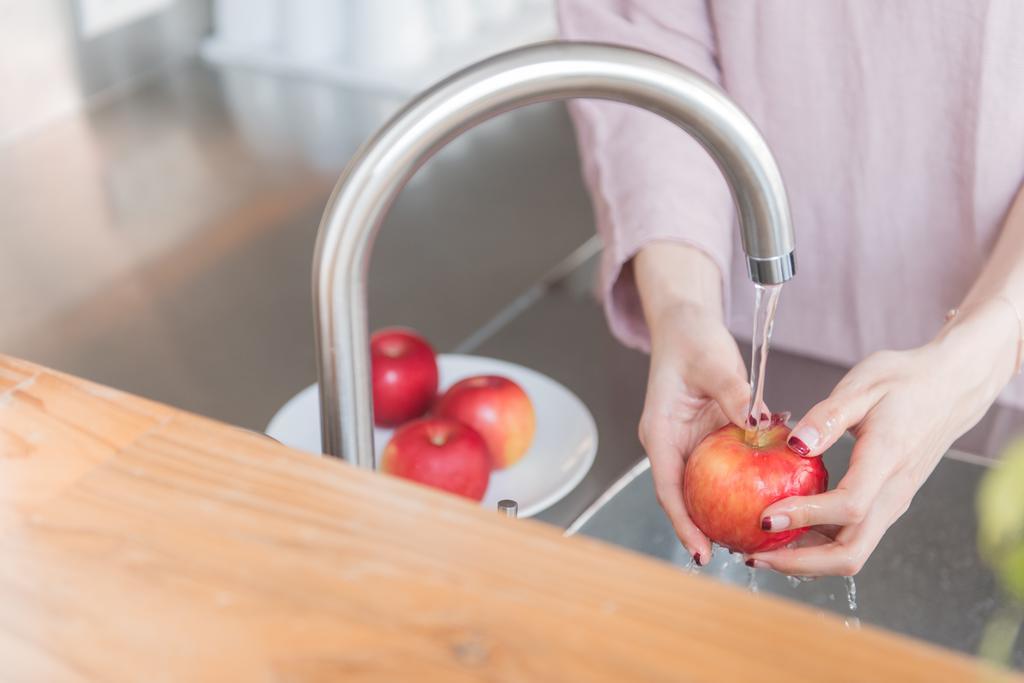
556,0,734,352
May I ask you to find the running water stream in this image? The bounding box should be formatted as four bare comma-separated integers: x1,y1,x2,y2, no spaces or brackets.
736,283,860,618
746,283,782,436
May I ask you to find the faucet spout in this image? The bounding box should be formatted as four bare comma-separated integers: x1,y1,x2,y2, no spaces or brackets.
313,42,796,464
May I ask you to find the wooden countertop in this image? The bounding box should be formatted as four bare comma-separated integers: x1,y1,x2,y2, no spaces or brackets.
0,354,1016,682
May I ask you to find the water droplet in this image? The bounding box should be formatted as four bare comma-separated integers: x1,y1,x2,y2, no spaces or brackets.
844,576,858,612
746,566,759,593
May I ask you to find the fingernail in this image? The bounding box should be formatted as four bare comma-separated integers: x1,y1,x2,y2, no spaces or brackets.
745,558,755,567
746,559,769,569
747,415,757,427
761,514,791,531
787,436,810,455
692,552,702,566
760,412,769,421
787,426,819,455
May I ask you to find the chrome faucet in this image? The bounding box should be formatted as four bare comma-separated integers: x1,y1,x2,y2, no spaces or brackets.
312,42,796,465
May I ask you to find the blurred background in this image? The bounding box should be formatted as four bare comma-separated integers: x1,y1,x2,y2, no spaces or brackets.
0,0,597,430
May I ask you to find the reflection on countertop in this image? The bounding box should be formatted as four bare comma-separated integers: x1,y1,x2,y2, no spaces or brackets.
0,58,594,430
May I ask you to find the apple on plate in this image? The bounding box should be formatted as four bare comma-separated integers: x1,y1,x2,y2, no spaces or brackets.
435,375,535,469
380,417,491,501
683,415,828,554
370,327,438,427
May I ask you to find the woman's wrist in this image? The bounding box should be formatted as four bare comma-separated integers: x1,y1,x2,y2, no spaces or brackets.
634,242,724,337
931,296,1021,401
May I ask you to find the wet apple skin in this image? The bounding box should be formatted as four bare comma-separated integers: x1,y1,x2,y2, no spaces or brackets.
683,422,829,554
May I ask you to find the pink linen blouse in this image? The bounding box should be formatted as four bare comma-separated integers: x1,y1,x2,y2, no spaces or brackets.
557,0,1024,406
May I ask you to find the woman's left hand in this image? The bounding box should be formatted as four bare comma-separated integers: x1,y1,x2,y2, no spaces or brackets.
747,299,1019,576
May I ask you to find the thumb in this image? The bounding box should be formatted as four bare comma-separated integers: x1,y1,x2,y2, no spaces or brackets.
787,385,880,457
693,360,750,429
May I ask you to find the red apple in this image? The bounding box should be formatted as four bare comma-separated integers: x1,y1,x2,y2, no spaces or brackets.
435,375,535,469
381,417,491,500
371,327,438,427
683,416,828,554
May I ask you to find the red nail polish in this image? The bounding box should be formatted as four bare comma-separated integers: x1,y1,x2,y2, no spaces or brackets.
761,516,771,531
760,412,769,421
745,559,755,568
747,415,757,427
692,553,702,566
788,436,810,455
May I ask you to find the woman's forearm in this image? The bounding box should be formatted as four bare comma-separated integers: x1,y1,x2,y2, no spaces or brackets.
634,242,725,335
939,182,1024,391
961,182,1024,309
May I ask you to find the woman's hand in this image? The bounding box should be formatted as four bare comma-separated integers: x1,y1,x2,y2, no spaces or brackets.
634,242,753,566
748,299,1020,576
641,302,753,565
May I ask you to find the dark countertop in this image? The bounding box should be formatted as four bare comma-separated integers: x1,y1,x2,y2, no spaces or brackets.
571,440,1022,665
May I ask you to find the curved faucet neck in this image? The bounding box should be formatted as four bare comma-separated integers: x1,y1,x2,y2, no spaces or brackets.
313,42,796,463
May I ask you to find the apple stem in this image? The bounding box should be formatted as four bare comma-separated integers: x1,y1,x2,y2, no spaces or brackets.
743,428,770,450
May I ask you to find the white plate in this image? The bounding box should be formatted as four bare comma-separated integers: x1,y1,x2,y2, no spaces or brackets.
265,354,598,517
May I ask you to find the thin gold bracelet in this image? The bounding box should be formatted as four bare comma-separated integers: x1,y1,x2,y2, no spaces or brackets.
945,294,1024,375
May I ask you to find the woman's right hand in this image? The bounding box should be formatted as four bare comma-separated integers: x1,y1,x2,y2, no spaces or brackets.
633,243,751,566
640,302,751,565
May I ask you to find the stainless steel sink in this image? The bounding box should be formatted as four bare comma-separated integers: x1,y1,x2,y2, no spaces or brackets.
567,438,1022,666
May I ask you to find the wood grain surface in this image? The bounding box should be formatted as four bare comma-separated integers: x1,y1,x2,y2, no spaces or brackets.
0,354,1017,682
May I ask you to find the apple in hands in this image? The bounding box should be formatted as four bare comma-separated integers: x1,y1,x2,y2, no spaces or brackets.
370,328,439,427
683,416,828,554
436,375,536,469
381,417,491,501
